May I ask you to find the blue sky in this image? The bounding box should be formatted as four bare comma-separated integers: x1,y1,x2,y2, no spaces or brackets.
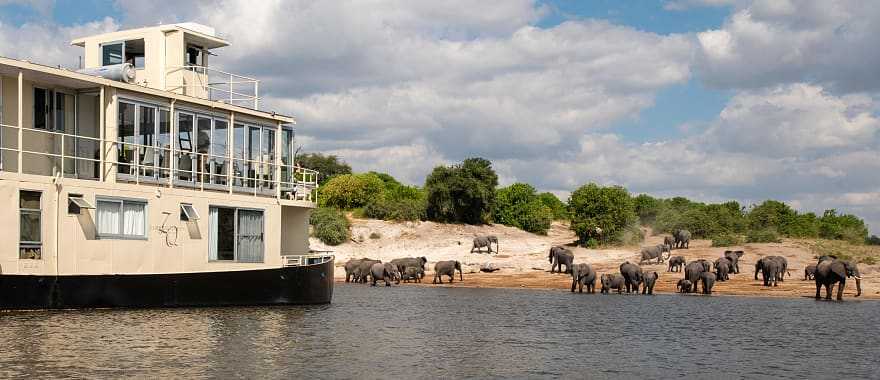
1,1,879,233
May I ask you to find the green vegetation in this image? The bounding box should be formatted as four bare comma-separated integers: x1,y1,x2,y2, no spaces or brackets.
425,158,498,224
318,173,385,209
495,183,553,234
746,228,782,243
538,192,568,220
309,207,350,245
568,183,640,245
711,232,744,247
297,153,352,185
808,239,879,265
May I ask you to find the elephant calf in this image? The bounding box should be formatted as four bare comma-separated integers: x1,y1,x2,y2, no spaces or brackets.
600,274,625,294
370,262,400,287
391,257,428,279
433,260,463,284
667,256,685,272
724,250,744,274
641,271,659,295
571,263,597,294
676,279,693,293
402,267,424,283
700,272,716,294
471,235,499,254
804,264,817,281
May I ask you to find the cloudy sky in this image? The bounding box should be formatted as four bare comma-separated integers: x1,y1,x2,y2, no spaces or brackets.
1,0,878,233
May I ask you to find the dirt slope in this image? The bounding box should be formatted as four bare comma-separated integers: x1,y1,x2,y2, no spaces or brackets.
313,218,879,299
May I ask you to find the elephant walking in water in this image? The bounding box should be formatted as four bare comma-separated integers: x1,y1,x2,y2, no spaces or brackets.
570,263,596,293
676,279,693,293
619,261,643,293
549,246,574,274
814,257,861,300
433,260,463,284
370,262,400,286
684,261,708,293
471,235,499,254
600,274,625,294
641,271,659,295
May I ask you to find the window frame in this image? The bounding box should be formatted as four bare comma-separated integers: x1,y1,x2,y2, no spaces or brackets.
116,98,170,181
95,196,149,240
19,190,42,260
101,41,124,66
180,203,200,221
68,193,95,215
208,205,265,263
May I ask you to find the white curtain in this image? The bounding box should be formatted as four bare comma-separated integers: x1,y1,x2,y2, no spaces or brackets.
237,209,264,263
123,203,145,236
97,201,120,235
208,207,219,260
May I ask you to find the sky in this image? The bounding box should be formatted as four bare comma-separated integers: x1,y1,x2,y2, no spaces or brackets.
1,0,879,233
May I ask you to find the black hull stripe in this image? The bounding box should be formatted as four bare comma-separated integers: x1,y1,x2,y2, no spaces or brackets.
0,260,334,310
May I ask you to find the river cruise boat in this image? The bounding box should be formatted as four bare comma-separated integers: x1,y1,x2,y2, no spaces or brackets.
0,23,333,309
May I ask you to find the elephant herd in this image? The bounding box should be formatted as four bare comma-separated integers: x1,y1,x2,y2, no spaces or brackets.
344,256,464,286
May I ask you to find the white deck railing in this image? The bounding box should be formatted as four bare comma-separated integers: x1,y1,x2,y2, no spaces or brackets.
282,252,334,267
0,123,318,202
165,66,261,110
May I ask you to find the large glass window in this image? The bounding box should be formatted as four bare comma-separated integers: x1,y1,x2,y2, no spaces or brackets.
232,123,246,187
117,102,136,175
261,128,275,190
96,198,147,239
211,119,228,185
158,110,171,178
281,127,294,186
102,43,123,66
177,113,195,181
196,116,211,183
248,125,261,188
138,105,156,177
209,206,263,262
33,88,49,130
19,190,42,259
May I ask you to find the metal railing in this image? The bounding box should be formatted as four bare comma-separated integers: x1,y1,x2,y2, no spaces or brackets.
0,123,319,202
165,65,261,110
282,252,334,267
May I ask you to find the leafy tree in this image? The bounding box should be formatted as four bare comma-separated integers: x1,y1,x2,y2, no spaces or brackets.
495,183,553,234
309,207,350,245
425,157,498,224
297,153,352,185
537,192,568,220
318,173,385,209
568,183,638,245
748,200,798,233
818,209,869,244
633,194,662,226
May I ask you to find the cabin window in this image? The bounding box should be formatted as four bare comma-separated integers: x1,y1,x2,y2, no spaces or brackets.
102,42,123,66
211,119,228,185
118,100,169,180
117,102,136,175
19,190,42,259
232,123,246,187
208,206,264,263
180,203,200,221
186,44,206,67
158,109,171,178
177,112,195,181
102,39,145,68
96,198,147,239
281,127,294,185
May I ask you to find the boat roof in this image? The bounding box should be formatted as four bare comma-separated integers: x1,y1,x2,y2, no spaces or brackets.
0,56,294,124
70,23,230,50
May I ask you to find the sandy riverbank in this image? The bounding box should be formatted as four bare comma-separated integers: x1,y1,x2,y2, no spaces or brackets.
316,218,879,299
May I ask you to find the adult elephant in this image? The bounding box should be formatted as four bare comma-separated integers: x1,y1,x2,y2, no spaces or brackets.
549,246,574,274
471,236,497,254
600,274,625,294
673,229,691,249
355,259,382,283
433,260,463,284
714,257,732,281
700,272,716,294
619,261,644,293
641,271,659,295
570,263,597,294
757,257,781,287
639,244,669,265
814,258,861,300
724,250,744,274
390,256,428,279
344,258,368,282
684,261,708,293
667,256,685,272
370,262,400,287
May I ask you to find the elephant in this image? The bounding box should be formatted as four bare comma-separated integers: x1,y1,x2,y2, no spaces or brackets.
673,229,692,249
570,263,597,294
600,273,625,294
639,244,670,265
471,235,499,254
433,260,463,284
694,259,713,273
804,264,817,281
667,256,686,272
401,267,424,283
714,257,732,281
723,250,744,274
390,257,428,279
814,258,861,300
684,261,708,293
664,235,675,249
676,279,693,293
370,262,400,286
641,271,659,295
549,246,574,274
355,259,382,283
344,258,369,282
619,261,644,293
757,257,781,287
700,272,716,294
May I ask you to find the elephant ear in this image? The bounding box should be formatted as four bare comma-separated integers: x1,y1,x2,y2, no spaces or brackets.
831,261,848,278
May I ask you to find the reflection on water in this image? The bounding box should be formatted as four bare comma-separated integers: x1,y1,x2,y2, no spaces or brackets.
1,284,878,378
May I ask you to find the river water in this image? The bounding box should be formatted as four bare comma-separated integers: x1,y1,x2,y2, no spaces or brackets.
0,284,877,379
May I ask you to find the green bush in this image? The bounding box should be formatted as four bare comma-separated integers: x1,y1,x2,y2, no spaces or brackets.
494,183,553,234
711,233,744,247
364,197,426,221
746,228,782,243
538,192,568,220
818,209,868,244
425,158,498,224
568,183,638,245
633,194,662,226
309,207,350,245
318,173,385,209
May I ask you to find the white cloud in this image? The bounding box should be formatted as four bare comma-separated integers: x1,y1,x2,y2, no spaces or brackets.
0,18,119,67
664,0,740,12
